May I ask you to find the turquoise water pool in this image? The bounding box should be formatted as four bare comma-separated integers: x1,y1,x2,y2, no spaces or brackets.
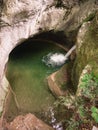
6,39,66,121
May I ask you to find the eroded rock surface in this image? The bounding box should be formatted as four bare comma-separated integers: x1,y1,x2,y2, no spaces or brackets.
66,12,98,130
0,113,54,130
47,64,72,97
72,12,98,86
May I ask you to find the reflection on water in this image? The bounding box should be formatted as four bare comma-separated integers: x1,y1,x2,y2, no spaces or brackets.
6,40,66,123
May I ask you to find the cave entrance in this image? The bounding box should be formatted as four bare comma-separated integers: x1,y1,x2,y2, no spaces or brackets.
4,32,68,123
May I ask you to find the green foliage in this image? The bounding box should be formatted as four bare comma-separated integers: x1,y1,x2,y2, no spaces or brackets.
83,12,96,23
0,112,2,117
78,105,86,119
55,71,98,129
79,72,98,98
93,74,98,84
82,73,91,82
91,106,98,123
54,95,75,108
66,118,80,130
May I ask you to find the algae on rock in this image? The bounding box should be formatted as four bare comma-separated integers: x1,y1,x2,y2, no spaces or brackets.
72,12,98,87
65,12,98,130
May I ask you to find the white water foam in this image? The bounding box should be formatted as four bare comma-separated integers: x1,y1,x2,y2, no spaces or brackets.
42,45,76,67
42,52,67,67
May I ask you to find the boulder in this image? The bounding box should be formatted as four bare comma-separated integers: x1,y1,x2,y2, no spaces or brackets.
47,72,65,97
6,113,54,130
47,63,73,97
72,12,98,86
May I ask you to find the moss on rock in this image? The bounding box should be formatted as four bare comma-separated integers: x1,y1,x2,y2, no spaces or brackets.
66,12,98,130
47,62,74,97
72,12,98,87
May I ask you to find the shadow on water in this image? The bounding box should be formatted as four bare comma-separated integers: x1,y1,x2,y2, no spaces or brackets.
5,39,66,123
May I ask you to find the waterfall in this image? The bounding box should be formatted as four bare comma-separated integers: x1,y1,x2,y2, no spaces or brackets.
42,45,76,67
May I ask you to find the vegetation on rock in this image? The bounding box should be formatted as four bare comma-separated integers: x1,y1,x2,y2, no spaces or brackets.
53,12,98,130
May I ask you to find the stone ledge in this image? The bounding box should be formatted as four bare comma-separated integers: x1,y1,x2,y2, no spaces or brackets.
47,72,66,97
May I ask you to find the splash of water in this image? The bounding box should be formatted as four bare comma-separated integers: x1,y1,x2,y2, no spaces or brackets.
49,107,63,130
42,52,67,67
42,45,76,67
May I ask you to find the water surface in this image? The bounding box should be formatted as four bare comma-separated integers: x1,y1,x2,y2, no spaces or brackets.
6,39,65,121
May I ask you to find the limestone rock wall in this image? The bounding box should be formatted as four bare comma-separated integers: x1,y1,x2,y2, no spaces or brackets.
72,12,98,86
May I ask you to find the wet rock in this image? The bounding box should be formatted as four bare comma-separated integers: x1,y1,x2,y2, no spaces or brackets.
72,12,98,86
47,72,65,97
6,113,54,130
68,13,98,130
47,64,72,97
